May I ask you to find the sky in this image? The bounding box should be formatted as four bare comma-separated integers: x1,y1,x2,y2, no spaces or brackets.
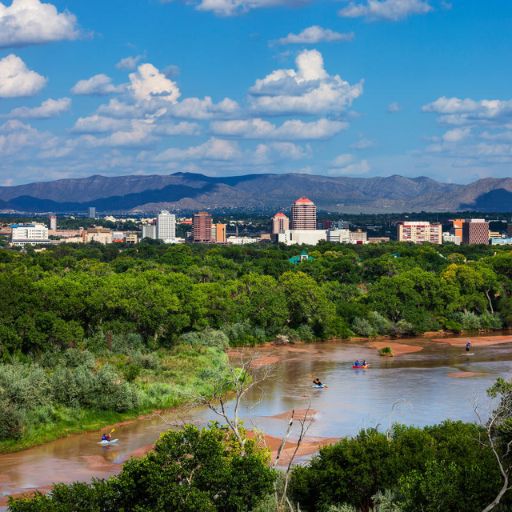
0,0,512,186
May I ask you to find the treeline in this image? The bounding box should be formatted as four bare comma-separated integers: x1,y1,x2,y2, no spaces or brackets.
1,241,512,358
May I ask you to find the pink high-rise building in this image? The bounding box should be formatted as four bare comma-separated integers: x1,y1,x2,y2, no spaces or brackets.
291,197,316,230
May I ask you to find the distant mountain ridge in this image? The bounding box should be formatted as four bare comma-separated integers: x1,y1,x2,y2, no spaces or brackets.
0,172,511,213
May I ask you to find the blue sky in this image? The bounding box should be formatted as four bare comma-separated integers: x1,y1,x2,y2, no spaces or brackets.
0,0,511,185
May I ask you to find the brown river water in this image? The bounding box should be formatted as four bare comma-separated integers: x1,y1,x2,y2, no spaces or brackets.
1,335,512,507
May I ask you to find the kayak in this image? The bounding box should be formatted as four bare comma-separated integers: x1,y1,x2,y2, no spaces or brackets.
352,365,369,369
312,384,326,389
98,439,119,445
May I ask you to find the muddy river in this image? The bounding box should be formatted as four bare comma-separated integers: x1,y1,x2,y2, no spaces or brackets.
1,335,512,507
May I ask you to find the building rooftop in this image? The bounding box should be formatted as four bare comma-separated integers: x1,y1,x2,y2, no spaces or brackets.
293,197,315,205
273,212,288,218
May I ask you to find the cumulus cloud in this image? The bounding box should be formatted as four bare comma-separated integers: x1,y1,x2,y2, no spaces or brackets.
168,96,239,119
194,0,301,16
116,55,143,70
0,119,55,156
275,26,354,45
442,127,471,143
156,137,240,161
71,74,123,96
7,97,70,119
339,0,432,21
422,96,512,124
350,137,373,149
0,54,46,97
249,49,363,115
129,63,180,103
0,0,80,48
328,152,370,175
210,118,347,140
254,141,311,162
72,115,127,134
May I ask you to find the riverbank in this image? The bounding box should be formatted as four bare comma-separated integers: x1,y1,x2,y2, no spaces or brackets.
0,344,229,455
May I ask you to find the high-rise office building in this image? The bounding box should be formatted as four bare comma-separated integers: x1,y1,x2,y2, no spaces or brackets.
49,214,57,231
213,223,227,243
157,210,176,242
397,221,442,244
272,212,290,234
193,211,212,243
451,219,464,239
88,207,97,219
142,223,157,240
462,219,489,245
291,197,316,230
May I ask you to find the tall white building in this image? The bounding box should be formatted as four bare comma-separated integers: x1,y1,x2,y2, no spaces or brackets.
49,215,57,231
142,223,157,240
397,221,442,245
11,223,49,246
157,210,176,242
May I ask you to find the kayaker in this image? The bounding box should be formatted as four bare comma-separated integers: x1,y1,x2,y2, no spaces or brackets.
362,360,367,367
354,360,360,367
313,378,323,387
101,433,111,442
466,340,471,352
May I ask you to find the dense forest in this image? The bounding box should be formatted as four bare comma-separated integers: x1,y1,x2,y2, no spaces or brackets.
1,240,511,357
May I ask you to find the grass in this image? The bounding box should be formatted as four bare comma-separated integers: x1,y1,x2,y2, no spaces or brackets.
0,345,229,454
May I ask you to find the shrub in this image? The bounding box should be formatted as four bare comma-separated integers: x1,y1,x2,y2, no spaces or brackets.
368,311,393,335
132,352,160,370
456,311,481,331
180,328,229,349
222,321,267,346
0,400,25,440
111,333,144,355
379,346,394,357
352,317,377,337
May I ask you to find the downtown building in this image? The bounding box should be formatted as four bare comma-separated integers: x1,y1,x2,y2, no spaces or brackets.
11,223,49,246
462,219,489,245
397,221,442,245
272,197,367,246
193,211,213,243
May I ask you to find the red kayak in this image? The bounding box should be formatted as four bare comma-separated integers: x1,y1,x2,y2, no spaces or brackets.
352,365,369,369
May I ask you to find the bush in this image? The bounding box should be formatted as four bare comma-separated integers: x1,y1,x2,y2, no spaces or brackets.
180,328,229,349
456,311,481,330
132,352,160,370
111,333,144,355
222,321,267,346
352,317,377,337
0,400,25,440
379,346,394,357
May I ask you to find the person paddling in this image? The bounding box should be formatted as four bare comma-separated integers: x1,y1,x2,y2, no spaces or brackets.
313,378,323,387
465,339,471,352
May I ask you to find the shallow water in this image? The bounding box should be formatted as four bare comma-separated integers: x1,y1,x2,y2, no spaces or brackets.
1,336,512,506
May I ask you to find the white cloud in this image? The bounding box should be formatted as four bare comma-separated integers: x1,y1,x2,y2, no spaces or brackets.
7,97,70,119
81,119,155,148
0,119,55,156
72,115,127,134
387,101,401,112
442,127,471,143
350,137,373,149
155,121,201,136
0,0,80,48
210,118,347,139
168,96,239,119
249,49,363,115
156,137,240,161
339,0,432,21
195,0,299,16
0,54,46,97
129,63,180,103
328,153,370,175
422,96,512,125
275,26,354,45
116,55,143,71
71,74,123,96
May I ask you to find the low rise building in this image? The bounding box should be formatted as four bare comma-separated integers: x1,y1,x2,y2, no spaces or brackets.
349,229,368,245
327,229,350,243
11,223,49,246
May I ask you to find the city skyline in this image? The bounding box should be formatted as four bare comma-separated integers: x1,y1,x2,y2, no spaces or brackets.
0,0,511,186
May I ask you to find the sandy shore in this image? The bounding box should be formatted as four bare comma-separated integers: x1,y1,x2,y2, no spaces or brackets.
369,341,423,355
432,335,512,347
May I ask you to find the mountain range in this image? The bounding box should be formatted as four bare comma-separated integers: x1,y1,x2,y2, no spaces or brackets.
0,172,511,213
